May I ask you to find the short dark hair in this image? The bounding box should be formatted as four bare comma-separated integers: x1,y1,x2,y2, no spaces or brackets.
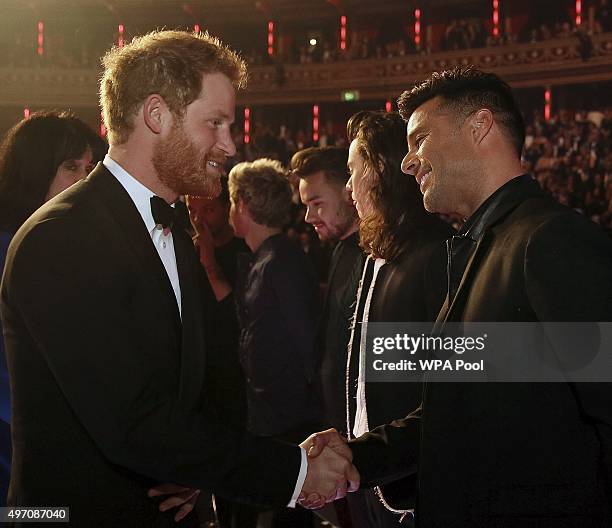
397,66,525,157
0,110,106,232
290,146,349,187
348,110,428,261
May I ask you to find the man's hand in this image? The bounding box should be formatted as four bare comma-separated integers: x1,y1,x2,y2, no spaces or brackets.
302,428,352,460
148,483,201,522
297,428,360,509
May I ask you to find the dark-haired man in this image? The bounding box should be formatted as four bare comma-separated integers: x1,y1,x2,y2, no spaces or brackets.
306,67,612,526
292,147,362,434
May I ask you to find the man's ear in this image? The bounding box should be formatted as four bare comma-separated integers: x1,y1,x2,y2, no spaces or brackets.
143,94,171,135
470,108,494,145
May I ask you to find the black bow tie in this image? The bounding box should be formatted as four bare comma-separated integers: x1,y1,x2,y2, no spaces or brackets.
150,196,190,231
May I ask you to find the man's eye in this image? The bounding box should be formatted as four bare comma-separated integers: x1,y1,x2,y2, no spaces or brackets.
416,136,426,148
63,162,77,171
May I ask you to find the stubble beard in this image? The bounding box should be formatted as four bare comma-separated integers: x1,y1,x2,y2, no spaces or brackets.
317,198,358,241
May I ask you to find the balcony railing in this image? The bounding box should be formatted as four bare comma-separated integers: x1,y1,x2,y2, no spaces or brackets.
1,32,612,108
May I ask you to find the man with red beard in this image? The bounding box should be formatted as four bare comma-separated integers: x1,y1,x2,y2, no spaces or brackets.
0,31,359,526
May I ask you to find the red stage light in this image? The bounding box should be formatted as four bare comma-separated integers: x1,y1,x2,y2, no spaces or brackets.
37,21,44,55
575,0,582,26
340,15,347,50
313,105,319,143
544,88,551,121
268,21,274,56
194,24,200,34
118,24,125,47
385,100,392,113
24,108,30,119
244,107,251,144
492,0,500,37
414,9,421,46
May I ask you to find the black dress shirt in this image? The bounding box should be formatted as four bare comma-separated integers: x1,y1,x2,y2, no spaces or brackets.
446,174,534,306
235,234,323,438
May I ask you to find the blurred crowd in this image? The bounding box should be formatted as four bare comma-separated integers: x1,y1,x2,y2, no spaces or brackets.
3,1,612,70
523,108,612,234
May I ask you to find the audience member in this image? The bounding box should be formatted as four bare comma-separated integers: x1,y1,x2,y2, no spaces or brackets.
343,111,452,526
229,158,323,527
0,110,106,506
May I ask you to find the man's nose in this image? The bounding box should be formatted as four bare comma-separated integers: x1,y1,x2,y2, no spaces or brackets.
401,153,420,176
217,128,236,158
304,206,315,224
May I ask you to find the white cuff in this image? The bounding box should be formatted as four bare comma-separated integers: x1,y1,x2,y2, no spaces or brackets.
287,446,308,508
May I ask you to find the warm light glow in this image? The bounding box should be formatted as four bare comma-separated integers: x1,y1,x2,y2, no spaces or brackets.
385,100,392,113
267,21,274,56
492,0,500,37
544,88,551,121
414,8,421,46
194,24,200,34
37,21,44,55
313,105,319,142
340,15,347,50
24,107,30,118
576,0,582,25
118,24,125,47
309,38,317,46
244,107,251,144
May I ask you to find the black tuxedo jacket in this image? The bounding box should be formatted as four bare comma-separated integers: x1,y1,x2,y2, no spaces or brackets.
0,164,300,526
349,177,612,527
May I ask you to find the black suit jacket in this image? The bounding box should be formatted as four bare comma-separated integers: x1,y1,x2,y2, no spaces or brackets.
349,177,612,527
347,216,452,511
0,164,301,526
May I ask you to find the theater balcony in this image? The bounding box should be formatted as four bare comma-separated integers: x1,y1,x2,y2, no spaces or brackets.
1,32,612,109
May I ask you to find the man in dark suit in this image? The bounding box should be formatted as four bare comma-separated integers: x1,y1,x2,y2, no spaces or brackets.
0,30,358,526
292,146,363,435
302,67,612,527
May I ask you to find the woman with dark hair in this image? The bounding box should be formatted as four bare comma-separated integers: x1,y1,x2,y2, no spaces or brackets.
0,110,106,505
344,111,453,526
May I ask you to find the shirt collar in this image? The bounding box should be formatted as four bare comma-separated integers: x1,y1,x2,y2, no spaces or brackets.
458,174,535,241
103,154,157,234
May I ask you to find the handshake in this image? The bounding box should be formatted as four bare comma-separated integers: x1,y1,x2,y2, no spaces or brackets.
297,428,360,509
148,428,360,521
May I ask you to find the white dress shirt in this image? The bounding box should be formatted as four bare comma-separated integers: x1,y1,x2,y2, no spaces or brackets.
103,155,307,505
103,155,182,317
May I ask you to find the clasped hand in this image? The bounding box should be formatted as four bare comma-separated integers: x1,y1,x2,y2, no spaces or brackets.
297,428,360,509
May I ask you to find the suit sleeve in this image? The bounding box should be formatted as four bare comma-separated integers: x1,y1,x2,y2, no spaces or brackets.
1,218,300,507
349,406,421,487
525,212,612,494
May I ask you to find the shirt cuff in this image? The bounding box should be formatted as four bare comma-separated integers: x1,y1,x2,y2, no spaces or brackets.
287,446,308,508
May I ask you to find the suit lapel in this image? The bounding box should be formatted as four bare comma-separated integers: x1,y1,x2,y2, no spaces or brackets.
172,227,206,407
441,232,492,324
88,164,181,331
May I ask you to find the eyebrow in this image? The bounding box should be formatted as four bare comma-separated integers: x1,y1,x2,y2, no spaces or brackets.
304,194,321,202
407,126,426,144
